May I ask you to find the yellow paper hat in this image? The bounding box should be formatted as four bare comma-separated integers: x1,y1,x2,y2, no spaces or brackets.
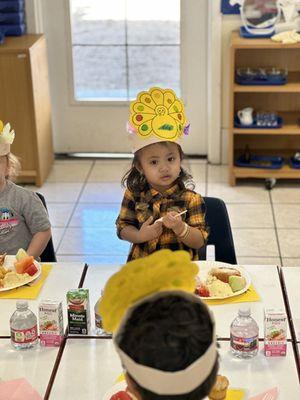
0,120,15,156
127,87,190,153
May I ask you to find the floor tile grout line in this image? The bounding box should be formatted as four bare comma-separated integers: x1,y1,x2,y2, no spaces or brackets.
55,161,96,253
269,190,283,267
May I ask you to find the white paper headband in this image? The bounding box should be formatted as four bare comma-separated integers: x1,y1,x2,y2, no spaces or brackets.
114,290,217,395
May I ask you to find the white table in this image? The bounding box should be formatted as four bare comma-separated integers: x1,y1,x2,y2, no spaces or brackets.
49,339,123,400
83,264,290,339
49,339,300,400
0,338,59,398
0,263,85,336
282,267,300,342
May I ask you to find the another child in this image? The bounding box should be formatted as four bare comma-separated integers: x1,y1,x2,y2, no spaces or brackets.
116,87,209,261
0,120,51,258
99,250,219,400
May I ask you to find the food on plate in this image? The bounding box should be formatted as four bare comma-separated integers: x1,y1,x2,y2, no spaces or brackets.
228,275,246,293
208,374,229,400
16,248,28,261
0,253,6,266
14,255,35,274
110,391,132,400
209,267,241,283
206,276,234,298
2,271,30,287
196,282,210,297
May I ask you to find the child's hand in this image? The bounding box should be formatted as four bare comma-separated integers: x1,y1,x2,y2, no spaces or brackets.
162,212,185,235
139,216,163,242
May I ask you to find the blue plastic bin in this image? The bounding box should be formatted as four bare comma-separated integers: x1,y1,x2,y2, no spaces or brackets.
0,1,24,13
0,12,24,25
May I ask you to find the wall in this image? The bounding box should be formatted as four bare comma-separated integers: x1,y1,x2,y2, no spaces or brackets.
221,15,241,163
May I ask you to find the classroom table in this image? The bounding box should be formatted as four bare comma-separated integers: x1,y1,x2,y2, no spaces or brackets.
83,264,290,339
0,263,85,337
0,338,59,398
282,267,300,342
49,338,300,400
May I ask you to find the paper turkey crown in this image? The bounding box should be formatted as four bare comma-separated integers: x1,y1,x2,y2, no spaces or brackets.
0,120,15,156
127,87,190,153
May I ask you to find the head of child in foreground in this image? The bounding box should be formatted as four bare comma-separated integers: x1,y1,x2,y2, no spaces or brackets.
118,294,218,400
0,153,21,186
122,141,193,193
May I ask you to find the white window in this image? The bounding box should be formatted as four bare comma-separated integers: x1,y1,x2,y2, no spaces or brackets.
70,0,180,101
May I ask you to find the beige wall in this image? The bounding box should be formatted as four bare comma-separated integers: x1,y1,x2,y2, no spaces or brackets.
221,15,241,163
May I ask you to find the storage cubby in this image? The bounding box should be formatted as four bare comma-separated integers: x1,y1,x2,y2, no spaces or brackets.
229,32,300,185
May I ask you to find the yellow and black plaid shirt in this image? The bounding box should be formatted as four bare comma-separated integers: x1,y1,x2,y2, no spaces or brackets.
116,182,209,261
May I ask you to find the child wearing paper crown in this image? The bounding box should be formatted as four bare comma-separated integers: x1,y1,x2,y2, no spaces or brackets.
116,87,209,261
0,120,52,258
99,250,220,400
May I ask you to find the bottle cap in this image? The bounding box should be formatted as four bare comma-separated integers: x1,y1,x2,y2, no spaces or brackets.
238,307,250,317
16,300,28,310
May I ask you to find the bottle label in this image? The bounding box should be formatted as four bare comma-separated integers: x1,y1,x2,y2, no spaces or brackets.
230,334,258,352
11,325,38,344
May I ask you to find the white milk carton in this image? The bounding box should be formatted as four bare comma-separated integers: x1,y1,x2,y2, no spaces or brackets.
264,308,287,357
39,300,64,346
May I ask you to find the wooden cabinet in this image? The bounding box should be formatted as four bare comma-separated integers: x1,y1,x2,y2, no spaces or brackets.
0,34,53,186
229,31,300,186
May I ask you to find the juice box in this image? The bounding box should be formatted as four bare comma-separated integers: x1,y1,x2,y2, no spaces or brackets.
67,289,90,335
39,300,64,347
264,308,287,357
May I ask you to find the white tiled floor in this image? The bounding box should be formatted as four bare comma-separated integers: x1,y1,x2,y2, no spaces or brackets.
24,159,300,267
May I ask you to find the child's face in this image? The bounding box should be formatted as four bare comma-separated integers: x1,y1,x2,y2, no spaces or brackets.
138,142,181,192
0,155,8,184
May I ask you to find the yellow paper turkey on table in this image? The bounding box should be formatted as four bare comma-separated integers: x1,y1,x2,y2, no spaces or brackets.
127,87,190,153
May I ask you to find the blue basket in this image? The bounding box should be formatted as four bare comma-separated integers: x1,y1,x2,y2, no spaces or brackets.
0,1,24,13
290,157,300,169
0,12,24,25
240,26,275,39
234,116,283,129
0,23,26,36
235,155,284,169
235,74,287,85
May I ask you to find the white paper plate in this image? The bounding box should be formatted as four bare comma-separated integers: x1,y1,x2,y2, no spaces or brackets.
196,261,251,300
0,255,42,292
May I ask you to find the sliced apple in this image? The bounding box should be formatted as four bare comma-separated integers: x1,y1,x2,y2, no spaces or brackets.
228,275,246,292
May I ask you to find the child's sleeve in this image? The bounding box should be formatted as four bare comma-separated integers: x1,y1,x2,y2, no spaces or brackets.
187,193,209,244
22,191,51,235
116,189,139,238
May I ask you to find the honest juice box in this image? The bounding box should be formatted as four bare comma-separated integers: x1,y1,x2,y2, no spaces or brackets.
39,300,64,346
67,289,90,335
264,308,287,357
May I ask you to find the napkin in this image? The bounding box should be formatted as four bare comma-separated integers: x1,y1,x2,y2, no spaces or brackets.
249,387,278,400
0,264,52,299
204,284,260,306
226,389,246,400
0,378,42,400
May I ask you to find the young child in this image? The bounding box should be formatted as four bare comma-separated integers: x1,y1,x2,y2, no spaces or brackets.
99,250,219,400
116,87,209,261
0,120,52,258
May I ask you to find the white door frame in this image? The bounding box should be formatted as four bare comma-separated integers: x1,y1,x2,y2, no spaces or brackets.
26,0,222,163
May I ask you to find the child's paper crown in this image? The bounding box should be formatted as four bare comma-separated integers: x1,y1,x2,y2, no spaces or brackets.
0,120,15,156
127,87,190,153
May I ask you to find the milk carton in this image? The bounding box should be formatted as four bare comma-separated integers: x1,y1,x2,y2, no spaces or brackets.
67,289,90,335
39,300,64,346
264,308,287,357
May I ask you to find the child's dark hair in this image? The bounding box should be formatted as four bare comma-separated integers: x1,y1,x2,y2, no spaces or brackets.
122,142,194,192
119,295,219,400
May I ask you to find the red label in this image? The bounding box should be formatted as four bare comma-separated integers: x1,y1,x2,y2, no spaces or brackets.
11,325,38,344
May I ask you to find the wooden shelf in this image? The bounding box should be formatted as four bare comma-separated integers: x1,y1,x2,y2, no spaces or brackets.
233,165,300,179
228,31,300,185
234,82,300,93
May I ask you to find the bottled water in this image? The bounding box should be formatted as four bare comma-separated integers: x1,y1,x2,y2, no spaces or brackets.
10,300,38,349
94,296,111,336
230,308,259,358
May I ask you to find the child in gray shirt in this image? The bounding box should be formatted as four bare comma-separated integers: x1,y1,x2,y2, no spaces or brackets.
0,121,51,258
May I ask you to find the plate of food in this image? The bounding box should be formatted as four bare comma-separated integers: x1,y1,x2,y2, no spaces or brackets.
195,261,251,300
0,249,41,292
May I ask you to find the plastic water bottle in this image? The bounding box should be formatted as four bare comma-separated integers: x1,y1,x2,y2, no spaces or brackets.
94,293,111,336
10,301,38,349
230,308,259,358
